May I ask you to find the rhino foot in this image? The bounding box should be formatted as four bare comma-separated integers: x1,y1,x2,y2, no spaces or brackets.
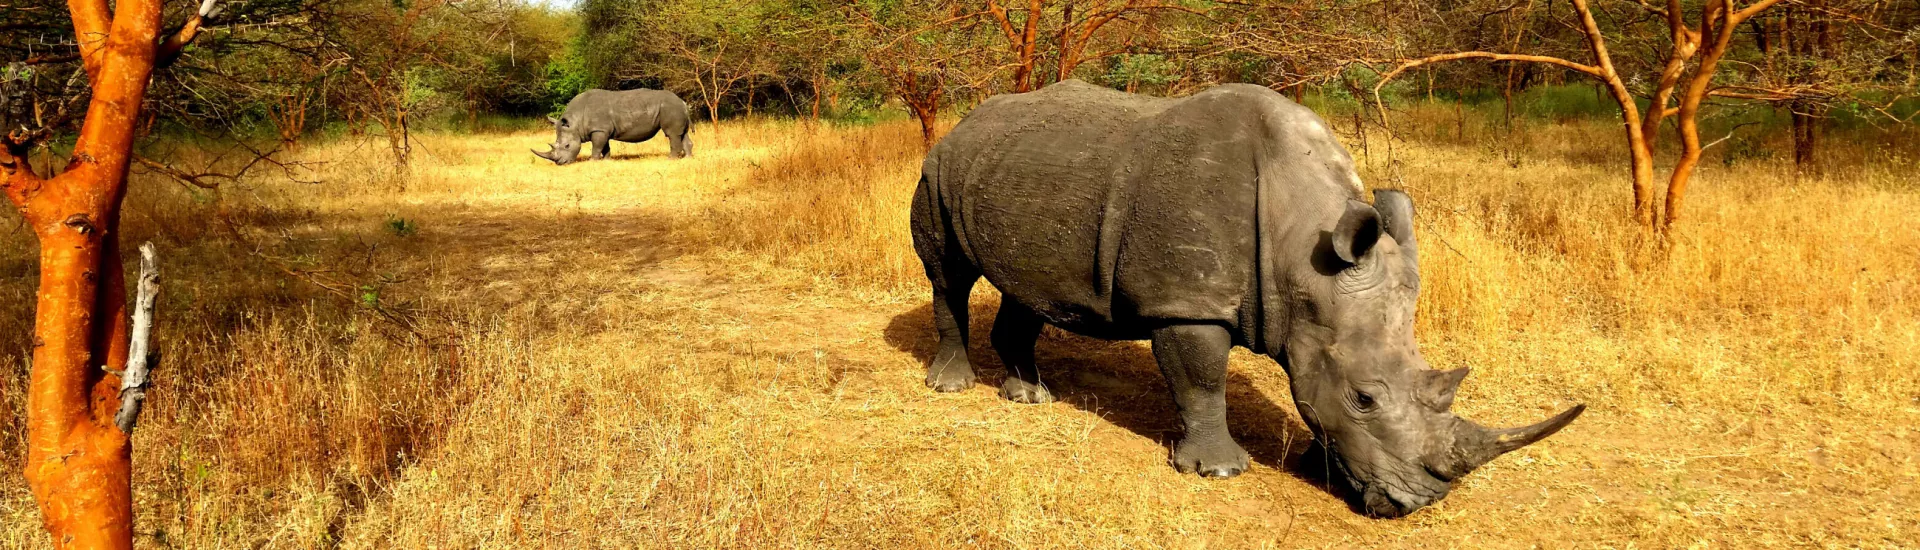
1172,436,1250,478
925,349,976,392
999,378,1054,404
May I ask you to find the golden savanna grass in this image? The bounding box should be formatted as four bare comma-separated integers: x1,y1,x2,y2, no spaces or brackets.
0,105,1915,548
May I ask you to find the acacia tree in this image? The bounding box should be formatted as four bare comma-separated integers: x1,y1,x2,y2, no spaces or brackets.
1209,0,1395,97
853,0,998,147
673,38,754,132
634,0,772,134
1374,0,1794,232
983,0,1206,93
1048,0,1199,82
0,0,213,546
331,0,460,169
762,0,857,121
986,0,1044,91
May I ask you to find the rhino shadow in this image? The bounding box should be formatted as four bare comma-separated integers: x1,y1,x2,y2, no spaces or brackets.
884,298,1346,500
602,151,678,161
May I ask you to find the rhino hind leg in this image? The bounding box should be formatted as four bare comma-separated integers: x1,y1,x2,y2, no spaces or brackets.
1153,324,1250,478
921,245,980,393
992,300,1053,403
914,169,978,393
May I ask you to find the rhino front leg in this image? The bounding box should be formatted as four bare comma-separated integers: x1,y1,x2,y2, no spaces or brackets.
668,131,691,159
1153,323,1249,478
992,299,1052,403
591,132,611,160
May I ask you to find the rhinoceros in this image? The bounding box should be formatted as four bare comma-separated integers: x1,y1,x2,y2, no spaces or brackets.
909,80,1584,518
533,88,692,164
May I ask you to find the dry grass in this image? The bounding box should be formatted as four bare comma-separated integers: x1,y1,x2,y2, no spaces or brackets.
0,110,1915,548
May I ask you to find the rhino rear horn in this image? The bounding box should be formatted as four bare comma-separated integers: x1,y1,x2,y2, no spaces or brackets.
1420,367,1470,410
1372,189,1416,264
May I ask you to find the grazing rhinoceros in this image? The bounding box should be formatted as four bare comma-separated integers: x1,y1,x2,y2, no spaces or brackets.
909,80,1584,518
533,88,692,164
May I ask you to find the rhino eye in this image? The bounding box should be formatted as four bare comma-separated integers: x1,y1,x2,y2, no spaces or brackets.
1354,390,1377,411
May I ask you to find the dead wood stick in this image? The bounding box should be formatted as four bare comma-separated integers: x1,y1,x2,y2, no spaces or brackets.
114,242,160,434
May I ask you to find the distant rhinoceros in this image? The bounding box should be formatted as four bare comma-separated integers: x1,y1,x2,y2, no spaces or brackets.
909,80,1584,518
533,88,692,165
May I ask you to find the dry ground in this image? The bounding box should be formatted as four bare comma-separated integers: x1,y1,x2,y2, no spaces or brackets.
1,111,1916,548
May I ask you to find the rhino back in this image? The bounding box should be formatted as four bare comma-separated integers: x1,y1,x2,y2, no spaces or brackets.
930,81,1368,345
932,81,1281,336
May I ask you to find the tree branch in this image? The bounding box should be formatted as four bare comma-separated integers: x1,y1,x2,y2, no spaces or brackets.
1630,0,1669,18
22,53,81,66
985,0,1020,43
66,0,112,80
132,138,313,189
870,10,991,53
1731,0,1789,24
1707,87,1802,101
1376,51,1604,83
1,140,44,207
1702,120,1760,150
1370,51,1604,120
156,0,221,68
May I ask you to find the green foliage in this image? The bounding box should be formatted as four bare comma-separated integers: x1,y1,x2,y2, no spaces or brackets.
1334,65,1413,101
385,217,419,237
402,67,445,111
357,285,382,308
1510,84,1618,121
827,96,907,126
544,44,594,114
1829,94,1920,130
1101,55,1177,91
1721,132,1774,167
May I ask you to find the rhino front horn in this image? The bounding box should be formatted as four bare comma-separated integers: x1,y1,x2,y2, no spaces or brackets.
532,146,556,161
1443,404,1586,477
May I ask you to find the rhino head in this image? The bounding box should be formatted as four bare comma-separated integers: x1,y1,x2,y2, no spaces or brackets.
1283,190,1584,518
532,115,583,165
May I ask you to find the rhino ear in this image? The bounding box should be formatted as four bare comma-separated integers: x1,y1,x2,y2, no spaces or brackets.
547,115,560,126
1372,189,1417,265
1330,199,1382,265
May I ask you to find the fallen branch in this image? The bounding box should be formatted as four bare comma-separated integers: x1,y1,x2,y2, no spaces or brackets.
114,242,161,434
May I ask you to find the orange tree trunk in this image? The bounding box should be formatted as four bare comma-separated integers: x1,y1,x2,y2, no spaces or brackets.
1663,0,1783,230
911,100,938,148
1,0,168,546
